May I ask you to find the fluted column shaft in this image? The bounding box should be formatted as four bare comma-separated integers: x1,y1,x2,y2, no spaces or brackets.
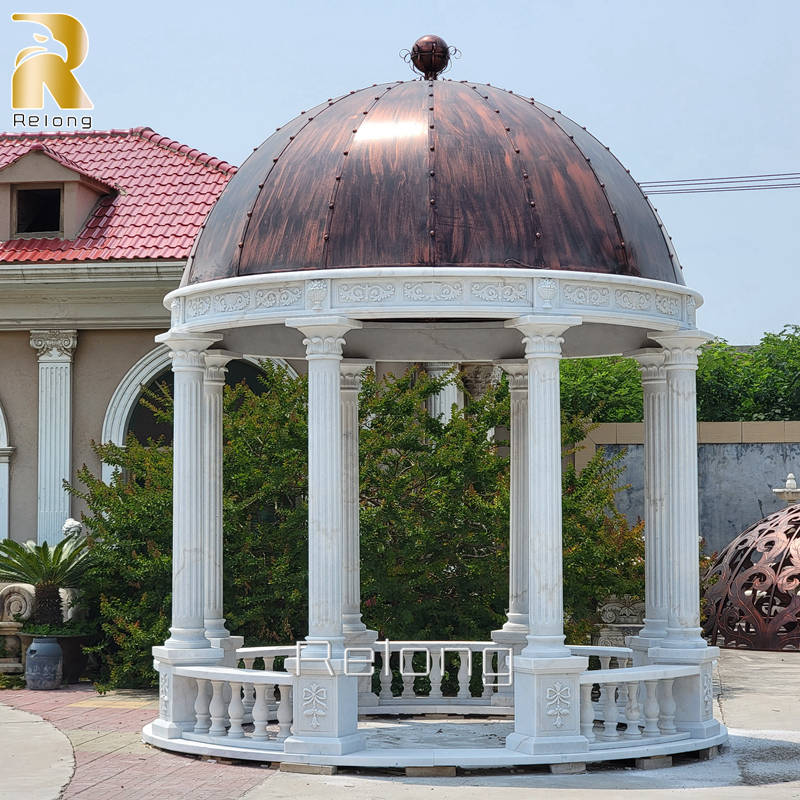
288,318,361,658
203,352,235,640
423,361,463,423
30,330,77,545
508,316,581,659
501,362,529,632
652,332,709,649
340,360,373,640
635,350,669,640
161,335,220,649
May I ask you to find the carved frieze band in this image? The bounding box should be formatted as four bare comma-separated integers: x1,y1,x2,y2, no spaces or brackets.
170,275,695,326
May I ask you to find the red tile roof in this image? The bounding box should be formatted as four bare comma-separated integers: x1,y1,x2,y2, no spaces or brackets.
0,127,236,263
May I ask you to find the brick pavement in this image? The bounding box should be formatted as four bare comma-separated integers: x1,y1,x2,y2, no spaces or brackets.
1,685,274,799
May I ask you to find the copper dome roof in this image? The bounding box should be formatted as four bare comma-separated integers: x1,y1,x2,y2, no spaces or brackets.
702,503,800,651
184,80,683,286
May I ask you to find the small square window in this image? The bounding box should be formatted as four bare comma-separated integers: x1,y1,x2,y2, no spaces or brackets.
16,187,62,234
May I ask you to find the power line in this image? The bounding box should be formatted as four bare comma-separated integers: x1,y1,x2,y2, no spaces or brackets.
639,171,800,195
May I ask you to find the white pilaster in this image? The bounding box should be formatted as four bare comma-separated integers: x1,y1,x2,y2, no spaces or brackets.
284,317,365,757
423,362,463,423
30,330,77,545
627,350,669,663
340,360,376,645
504,316,587,756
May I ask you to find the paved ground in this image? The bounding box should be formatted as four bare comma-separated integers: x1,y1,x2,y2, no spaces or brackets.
1,650,799,799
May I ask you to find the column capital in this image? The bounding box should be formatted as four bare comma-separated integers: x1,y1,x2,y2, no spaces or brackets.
155,333,223,369
204,350,240,384
649,330,712,369
496,359,528,390
340,359,374,391
628,348,667,382
505,315,582,357
286,316,362,357
29,329,77,361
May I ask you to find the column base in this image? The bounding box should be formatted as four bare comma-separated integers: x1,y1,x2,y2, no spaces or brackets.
152,645,224,664
284,731,366,756
511,655,588,754
659,627,708,649
207,635,244,667
627,632,666,666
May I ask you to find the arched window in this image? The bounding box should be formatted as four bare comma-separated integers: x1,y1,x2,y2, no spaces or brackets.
101,346,296,482
127,359,270,444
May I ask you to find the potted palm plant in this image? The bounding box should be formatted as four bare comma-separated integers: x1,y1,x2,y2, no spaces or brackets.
0,533,92,689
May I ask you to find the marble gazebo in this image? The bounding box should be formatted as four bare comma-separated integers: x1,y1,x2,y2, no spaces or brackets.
143,36,727,770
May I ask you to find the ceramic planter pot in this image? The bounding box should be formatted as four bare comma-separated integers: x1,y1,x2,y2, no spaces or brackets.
25,636,63,690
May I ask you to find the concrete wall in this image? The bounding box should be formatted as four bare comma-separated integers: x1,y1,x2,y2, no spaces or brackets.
579,422,800,555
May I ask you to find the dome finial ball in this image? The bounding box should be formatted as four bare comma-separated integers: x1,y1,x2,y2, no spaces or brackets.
410,34,450,79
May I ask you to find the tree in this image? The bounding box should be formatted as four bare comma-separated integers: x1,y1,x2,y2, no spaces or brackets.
0,535,91,626
560,357,642,422
71,364,643,688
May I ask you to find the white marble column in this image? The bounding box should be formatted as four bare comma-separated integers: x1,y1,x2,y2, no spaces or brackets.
493,361,529,637
29,330,77,545
628,350,669,662
651,332,709,650
505,316,587,756
423,361,463,422
284,317,365,757
287,317,362,659
340,360,376,645
158,334,221,651
202,351,234,642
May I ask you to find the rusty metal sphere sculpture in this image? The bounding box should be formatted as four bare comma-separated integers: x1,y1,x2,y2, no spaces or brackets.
702,503,800,650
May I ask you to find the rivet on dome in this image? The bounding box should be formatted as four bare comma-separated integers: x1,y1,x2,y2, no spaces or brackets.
308,117,314,120
530,201,536,207
335,175,341,181
258,183,264,188
289,135,294,140
429,124,435,129
429,145,435,151
300,111,305,114
535,232,542,239
523,173,528,179
494,109,500,114
273,157,279,162
514,148,520,153
329,203,334,209
362,110,368,114
429,170,435,176
429,230,435,236
429,106,434,110
430,198,435,204
349,90,355,94
343,151,349,155
323,233,329,240
505,127,510,131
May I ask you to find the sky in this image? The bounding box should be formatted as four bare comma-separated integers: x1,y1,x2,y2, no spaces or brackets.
2,0,798,344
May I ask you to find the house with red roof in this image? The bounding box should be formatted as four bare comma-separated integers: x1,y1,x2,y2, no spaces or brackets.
0,127,236,545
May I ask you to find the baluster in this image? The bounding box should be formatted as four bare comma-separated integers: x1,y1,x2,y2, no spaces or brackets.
457,650,471,700
643,680,660,736
228,681,245,738
251,683,269,740
597,656,611,706
616,660,629,716
601,682,619,740
579,683,596,742
264,657,275,672
623,681,641,737
659,678,677,735
379,652,394,701
402,651,415,698
481,651,494,700
277,684,293,742
194,678,211,733
208,680,228,736
243,658,255,670
428,649,443,700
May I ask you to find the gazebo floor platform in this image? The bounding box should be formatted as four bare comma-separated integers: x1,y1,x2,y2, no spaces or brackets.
142,716,728,770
